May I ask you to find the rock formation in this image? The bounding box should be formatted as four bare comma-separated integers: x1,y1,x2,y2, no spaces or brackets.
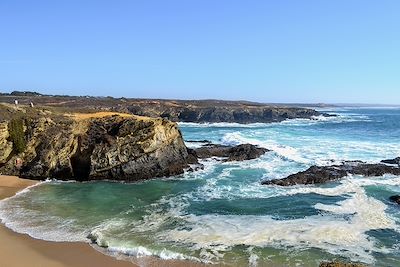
193,143,269,162
0,122,13,164
389,195,400,205
262,161,400,186
0,111,190,181
381,157,400,165
0,104,268,181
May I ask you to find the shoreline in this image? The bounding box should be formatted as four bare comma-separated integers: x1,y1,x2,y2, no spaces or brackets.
0,175,139,267
0,175,207,267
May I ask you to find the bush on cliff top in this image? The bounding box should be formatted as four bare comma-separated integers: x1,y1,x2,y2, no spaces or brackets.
8,118,26,154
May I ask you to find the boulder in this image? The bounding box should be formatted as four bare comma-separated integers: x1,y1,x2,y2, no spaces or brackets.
389,195,400,205
194,143,269,162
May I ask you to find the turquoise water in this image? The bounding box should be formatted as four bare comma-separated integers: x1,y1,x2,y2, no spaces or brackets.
1,107,400,266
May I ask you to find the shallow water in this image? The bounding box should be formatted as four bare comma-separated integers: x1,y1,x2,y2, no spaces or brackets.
1,107,400,266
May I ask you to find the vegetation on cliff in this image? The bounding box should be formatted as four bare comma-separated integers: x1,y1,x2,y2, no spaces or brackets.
8,118,26,154
0,93,330,123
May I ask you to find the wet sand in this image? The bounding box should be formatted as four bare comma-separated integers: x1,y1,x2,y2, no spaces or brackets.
0,175,208,267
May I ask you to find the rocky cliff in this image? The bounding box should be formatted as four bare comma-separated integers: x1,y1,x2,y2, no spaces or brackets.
0,104,268,181
0,110,190,181
0,122,13,163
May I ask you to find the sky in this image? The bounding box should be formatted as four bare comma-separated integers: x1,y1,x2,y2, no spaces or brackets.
0,1,399,104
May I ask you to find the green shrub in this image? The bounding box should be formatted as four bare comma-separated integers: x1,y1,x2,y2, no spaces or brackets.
8,118,26,154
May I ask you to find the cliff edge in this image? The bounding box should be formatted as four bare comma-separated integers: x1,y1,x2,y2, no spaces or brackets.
0,94,331,123
0,106,189,181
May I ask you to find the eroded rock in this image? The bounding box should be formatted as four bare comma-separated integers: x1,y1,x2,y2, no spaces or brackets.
263,161,400,186
194,143,269,162
0,114,190,182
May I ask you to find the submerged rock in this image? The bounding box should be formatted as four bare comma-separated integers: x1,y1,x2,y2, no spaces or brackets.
381,157,400,165
389,195,400,205
185,139,212,144
262,161,400,186
194,143,269,162
319,261,367,267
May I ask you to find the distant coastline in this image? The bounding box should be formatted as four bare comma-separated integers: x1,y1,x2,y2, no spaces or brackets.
0,91,330,123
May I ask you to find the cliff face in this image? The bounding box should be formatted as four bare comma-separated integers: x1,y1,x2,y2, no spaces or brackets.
128,104,322,123
0,113,189,181
0,122,13,163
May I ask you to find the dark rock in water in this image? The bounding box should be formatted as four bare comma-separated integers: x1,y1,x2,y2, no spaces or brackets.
194,143,269,162
389,195,400,205
186,148,200,164
224,144,269,162
262,161,400,186
381,157,400,165
185,139,212,144
319,261,367,267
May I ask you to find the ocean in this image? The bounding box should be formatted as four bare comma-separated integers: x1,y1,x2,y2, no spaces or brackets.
1,107,400,266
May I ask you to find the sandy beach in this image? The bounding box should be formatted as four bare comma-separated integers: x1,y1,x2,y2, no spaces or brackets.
0,175,210,267
0,175,139,267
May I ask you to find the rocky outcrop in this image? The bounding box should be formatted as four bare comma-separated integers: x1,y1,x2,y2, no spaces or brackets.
319,261,367,267
0,113,190,181
389,195,400,205
381,157,400,165
158,105,324,123
262,161,400,186
0,122,13,164
194,143,269,162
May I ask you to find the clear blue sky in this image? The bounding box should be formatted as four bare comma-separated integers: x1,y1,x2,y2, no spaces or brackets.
1,1,399,104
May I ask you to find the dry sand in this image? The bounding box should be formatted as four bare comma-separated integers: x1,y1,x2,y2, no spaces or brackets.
0,175,208,267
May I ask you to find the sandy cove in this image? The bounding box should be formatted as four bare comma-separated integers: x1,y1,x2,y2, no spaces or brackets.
0,175,208,267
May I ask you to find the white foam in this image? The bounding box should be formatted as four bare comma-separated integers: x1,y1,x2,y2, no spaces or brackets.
221,131,309,163
156,174,400,264
160,209,389,265
0,209,87,242
0,180,46,202
219,129,400,166
178,113,371,129
184,140,210,148
97,243,202,263
0,181,88,242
